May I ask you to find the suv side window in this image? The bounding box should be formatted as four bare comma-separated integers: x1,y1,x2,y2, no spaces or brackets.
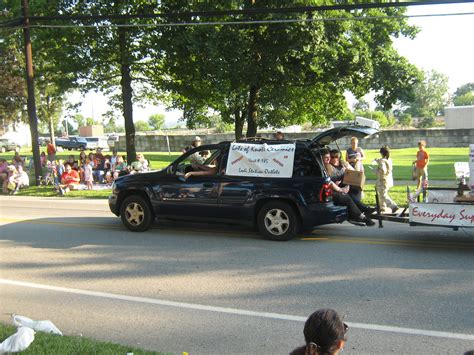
293,147,323,177
175,148,220,175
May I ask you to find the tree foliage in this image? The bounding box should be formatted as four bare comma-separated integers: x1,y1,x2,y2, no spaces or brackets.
452,82,474,106
135,120,150,132
0,20,25,125
154,1,420,138
403,70,449,119
20,0,162,162
2,1,423,148
148,113,165,130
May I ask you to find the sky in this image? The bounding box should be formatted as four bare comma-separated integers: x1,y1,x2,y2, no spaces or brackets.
72,2,474,127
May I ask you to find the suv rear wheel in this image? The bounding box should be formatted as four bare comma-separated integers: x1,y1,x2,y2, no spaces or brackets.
120,196,154,232
257,201,299,241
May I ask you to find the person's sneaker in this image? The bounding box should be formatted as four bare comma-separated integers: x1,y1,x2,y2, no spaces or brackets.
59,187,65,196
364,217,375,226
365,207,377,215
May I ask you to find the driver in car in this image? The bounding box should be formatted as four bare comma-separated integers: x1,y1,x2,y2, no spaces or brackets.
184,152,220,179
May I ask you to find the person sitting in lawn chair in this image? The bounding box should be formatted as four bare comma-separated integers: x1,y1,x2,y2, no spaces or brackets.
5,165,29,195
129,153,150,174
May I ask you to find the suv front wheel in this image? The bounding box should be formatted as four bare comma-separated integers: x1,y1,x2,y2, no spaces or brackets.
257,201,299,241
120,195,154,232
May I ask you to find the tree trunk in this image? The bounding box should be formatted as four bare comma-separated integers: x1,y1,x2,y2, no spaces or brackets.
246,85,259,138
118,26,136,164
48,118,55,146
234,109,245,140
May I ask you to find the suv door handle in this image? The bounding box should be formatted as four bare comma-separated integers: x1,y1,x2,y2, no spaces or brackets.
203,182,214,188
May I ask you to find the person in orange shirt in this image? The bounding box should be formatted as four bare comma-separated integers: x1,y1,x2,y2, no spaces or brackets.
413,140,429,190
46,140,56,162
57,162,80,195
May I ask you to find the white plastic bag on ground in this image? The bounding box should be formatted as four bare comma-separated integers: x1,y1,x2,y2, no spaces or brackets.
11,314,63,336
0,326,35,353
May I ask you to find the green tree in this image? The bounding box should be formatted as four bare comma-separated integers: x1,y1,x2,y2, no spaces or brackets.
353,99,370,113
452,83,474,106
18,0,162,163
36,81,65,143
148,113,165,130
399,113,412,126
155,2,420,138
85,117,101,126
418,116,435,128
0,26,25,126
404,70,449,119
135,120,150,132
71,114,85,129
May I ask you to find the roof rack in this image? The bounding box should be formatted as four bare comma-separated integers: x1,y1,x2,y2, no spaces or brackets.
235,136,269,142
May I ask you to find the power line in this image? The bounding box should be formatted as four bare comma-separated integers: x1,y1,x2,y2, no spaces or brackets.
25,0,474,21
0,11,472,31
1,0,473,28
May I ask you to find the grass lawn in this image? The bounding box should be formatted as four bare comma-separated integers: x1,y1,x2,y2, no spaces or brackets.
362,147,469,181
0,324,165,354
1,147,468,207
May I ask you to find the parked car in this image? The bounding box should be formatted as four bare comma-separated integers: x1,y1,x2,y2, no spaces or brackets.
109,125,378,241
107,134,120,149
38,137,49,146
85,137,109,150
0,138,21,153
55,136,88,151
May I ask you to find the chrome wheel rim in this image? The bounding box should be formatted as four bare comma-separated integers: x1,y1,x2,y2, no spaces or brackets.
125,202,145,226
264,208,290,235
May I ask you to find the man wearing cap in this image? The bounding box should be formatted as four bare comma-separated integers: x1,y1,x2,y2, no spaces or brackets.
182,136,202,154
182,136,207,164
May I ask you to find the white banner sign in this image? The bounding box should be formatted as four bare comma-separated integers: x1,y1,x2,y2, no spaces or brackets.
226,143,296,178
410,203,474,228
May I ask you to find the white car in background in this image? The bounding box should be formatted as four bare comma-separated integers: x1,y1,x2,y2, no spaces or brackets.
85,137,109,150
107,134,120,149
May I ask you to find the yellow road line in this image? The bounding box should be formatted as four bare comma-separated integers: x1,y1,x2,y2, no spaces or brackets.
1,218,472,248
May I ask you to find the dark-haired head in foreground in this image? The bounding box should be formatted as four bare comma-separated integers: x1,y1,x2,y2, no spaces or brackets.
290,309,347,355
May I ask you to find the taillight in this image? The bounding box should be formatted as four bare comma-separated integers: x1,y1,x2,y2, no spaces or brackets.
319,183,333,202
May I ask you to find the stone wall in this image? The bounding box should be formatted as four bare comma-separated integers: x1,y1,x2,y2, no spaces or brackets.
116,128,474,152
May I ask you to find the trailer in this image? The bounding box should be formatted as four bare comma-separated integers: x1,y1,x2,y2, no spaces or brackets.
372,187,473,231
372,149,474,232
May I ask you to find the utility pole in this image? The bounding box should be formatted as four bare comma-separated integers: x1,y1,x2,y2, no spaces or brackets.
21,0,42,186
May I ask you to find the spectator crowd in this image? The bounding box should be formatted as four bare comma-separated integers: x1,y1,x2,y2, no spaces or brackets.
0,147,150,196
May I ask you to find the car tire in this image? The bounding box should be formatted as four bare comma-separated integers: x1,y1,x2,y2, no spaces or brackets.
0,147,5,153
79,145,85,150
120,195,155,232
257,201,299,241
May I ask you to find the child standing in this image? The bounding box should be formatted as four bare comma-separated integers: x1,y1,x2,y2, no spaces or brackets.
413,140,429,190
375,146,398,214
83,158,94,190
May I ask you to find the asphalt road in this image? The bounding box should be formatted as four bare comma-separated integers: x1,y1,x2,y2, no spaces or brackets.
0,196,473,354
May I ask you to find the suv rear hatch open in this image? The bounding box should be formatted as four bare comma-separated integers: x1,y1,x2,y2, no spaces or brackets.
310,125,379,148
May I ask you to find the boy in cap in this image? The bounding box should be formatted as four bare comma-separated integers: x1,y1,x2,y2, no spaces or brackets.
182,136,202,154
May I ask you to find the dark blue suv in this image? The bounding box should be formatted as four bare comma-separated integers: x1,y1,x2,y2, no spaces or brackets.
109,125,378,241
